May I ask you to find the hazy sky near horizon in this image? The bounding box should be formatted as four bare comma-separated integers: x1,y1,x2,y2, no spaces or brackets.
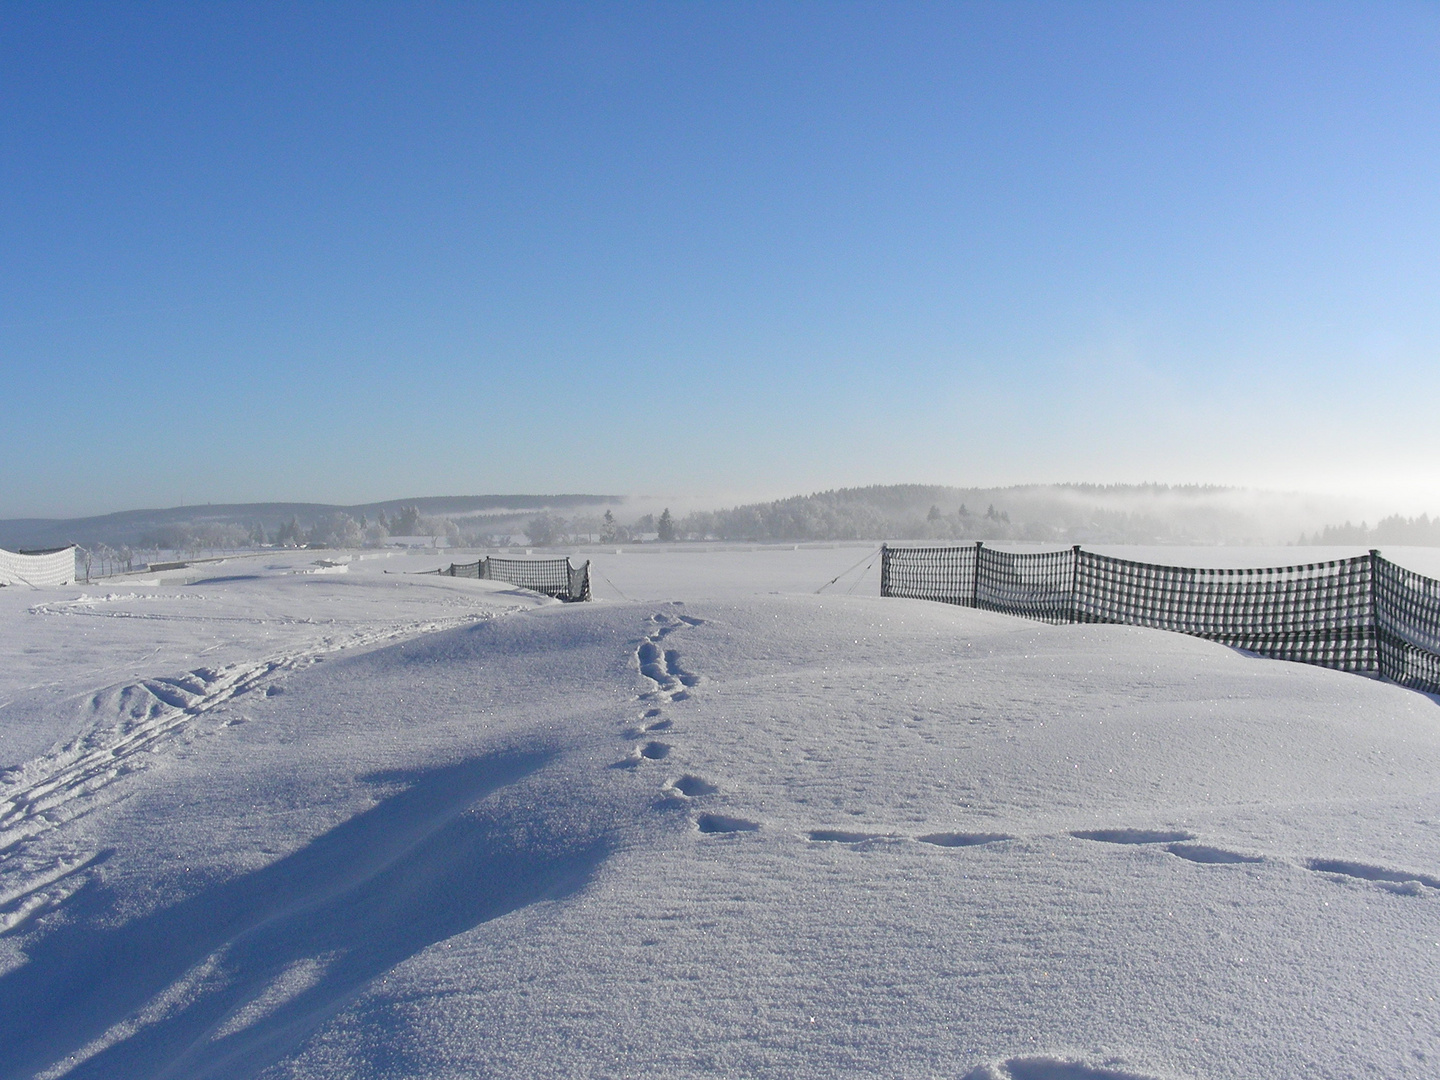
3,2,1438,519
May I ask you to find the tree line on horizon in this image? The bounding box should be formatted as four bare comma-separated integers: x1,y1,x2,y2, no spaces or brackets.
53,486,1440,557
1296,514,1440,547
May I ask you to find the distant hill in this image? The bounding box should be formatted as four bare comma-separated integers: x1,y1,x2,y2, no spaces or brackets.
0,495,620,550
3,484,1395,551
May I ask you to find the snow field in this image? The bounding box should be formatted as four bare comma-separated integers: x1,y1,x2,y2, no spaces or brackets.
0,552,551,942
0,548,1438,1078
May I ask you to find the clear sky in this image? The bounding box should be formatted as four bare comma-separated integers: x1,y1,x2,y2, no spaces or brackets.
3,2,1437,519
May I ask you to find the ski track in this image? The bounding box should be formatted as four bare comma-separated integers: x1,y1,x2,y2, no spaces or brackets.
0,609,516,935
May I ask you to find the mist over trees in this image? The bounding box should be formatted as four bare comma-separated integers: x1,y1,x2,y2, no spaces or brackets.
1298,514,1440,547
641,485,1357,545
8,486,1435,555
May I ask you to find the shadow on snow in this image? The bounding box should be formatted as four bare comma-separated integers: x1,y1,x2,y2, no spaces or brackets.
0,748,610,1080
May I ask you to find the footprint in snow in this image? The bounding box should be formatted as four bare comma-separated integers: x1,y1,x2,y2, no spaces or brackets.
649,612,704,639
807,829,898,844
918,832,1014,848
664,648,701,687
623,718,673,739
963,1056,1163,1080
1167,843,1263,865
667,775,718,798
1305,857,1440,896
608,741,670,768
1070,828,1194,845
634,614,704,701
806,830,1011,847
696,813,760,834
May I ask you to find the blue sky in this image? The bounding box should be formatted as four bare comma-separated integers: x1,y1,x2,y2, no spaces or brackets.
3,2,1438,518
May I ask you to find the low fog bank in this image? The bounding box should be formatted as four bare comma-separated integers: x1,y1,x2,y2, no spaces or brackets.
639,484,1423,547
8,484,1434,555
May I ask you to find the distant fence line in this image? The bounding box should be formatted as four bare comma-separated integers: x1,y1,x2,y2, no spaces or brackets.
437,556,591,602
880,543,1440,695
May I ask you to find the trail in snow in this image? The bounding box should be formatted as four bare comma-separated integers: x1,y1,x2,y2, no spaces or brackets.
2,611,493,841
615,608,764,834
0,577,532,937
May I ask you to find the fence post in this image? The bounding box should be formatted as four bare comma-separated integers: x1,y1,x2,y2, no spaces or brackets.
972,542,982,609
878,544,890,597
1370,548,1383,679
1071,545,1082,624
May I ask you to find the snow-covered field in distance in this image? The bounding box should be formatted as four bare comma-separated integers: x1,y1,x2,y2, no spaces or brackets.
576,542,1440,602
1,545,1438,1079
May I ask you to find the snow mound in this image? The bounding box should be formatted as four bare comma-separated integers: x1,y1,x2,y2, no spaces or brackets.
2,590,1438,1078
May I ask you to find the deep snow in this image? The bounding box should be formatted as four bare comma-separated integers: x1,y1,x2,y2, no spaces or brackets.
1,547,1438,1079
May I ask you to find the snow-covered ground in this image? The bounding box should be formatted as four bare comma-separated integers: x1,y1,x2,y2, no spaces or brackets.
1,546,1438,1079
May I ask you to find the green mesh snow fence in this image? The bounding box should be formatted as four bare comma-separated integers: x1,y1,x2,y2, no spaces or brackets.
441,556,591,602
1374,557,1440,693
880,543,1440,693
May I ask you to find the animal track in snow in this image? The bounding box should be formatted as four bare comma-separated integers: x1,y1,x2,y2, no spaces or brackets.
1167,843,1263,865
1305,858,1440,895
918,832,1014,848
696,813,760,834
1070,828,1195,845
963,1056,1163,1080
